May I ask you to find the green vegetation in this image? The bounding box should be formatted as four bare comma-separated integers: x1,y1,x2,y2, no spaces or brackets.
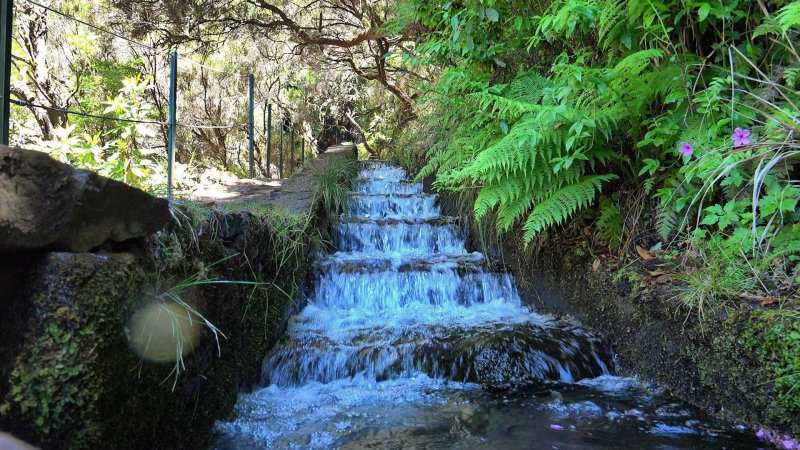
744,309,800,423
311,158,360,216
674,236,756,323
386,0,799,307
5,0,800,440
29,75,161,190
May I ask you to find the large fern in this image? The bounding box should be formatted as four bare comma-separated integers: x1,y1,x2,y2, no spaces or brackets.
777,1,800,32
596,197,624,249
523,175,618,242
415,1,690,244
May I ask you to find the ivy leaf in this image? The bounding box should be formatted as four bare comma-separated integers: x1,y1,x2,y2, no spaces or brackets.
485,8,500,22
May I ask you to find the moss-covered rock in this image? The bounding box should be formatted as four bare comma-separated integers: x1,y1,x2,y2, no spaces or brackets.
0,203,323,450
488,232,800,437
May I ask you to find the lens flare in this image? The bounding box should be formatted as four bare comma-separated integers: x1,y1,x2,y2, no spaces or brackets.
127,300,202,363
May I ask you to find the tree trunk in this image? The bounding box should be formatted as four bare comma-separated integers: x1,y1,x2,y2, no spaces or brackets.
345,112,378,158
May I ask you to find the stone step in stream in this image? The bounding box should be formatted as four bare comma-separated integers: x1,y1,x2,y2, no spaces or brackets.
214,161,761,449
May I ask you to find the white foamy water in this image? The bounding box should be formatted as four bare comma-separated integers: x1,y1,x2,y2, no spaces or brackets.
215,162,758,450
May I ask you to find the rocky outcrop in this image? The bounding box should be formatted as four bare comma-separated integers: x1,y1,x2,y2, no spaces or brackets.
0,144,354,450
0,145,170,253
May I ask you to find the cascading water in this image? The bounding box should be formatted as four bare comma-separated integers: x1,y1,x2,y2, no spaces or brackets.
215,162,759,449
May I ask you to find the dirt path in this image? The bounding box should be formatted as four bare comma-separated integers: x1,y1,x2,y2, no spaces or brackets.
187,144,356,212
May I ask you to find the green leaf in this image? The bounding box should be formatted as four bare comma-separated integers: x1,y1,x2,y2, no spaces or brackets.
620,30,633,50
698,3,711,21
701,214,719,226
500,120,509,135
451,16,460,41
718,215,731,230
485,8,499,22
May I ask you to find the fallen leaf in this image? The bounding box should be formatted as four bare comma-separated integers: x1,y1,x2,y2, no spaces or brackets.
636,245,653,261
592,259,601,271
654,274,672,284
648,270,666,277
738,292,780,306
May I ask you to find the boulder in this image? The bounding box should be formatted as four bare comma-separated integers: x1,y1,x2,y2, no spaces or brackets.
0,145,170,253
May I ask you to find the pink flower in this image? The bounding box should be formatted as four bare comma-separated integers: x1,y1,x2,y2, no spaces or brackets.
756,428,767,439
678,142,694,156
780,438,797,449
549,424,564,430
731,127,752,147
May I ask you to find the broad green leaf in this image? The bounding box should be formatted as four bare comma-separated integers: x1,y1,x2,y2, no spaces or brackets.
698,3,711,21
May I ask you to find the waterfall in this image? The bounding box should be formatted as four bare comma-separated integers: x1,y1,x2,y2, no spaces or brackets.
262,161,612,387
215,162,758,450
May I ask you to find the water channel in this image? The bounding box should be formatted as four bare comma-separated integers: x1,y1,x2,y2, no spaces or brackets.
215,162,760,449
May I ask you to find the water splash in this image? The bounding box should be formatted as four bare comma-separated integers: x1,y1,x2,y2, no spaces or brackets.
215,161,758,449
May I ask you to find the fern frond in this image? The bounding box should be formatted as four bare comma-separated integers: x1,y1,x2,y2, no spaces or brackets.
596,197,624,249
777,2,800,32
496,194,537,232
596,0,628,50
656,206,678,241
523,174,618,242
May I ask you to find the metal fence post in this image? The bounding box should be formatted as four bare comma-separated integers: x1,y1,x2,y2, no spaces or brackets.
265,103,271,177
278,119,284,179
290,126,295,175
0,0,13,145
166,51,178,199
247,74,254,178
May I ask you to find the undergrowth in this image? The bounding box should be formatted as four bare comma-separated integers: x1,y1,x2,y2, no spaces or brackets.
389,0,799,307
311,157,359,217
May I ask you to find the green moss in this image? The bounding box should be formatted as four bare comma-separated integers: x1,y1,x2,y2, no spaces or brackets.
0,253,146,448
0,202,324,449
743,309,800,429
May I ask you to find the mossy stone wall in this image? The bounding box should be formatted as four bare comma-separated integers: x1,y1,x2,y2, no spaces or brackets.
0,206,322,450
491,231,800,436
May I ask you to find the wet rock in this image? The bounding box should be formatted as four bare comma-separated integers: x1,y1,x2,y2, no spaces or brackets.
0,145,170,252
262,321,613,387
337,215,459,226
313,252,491,274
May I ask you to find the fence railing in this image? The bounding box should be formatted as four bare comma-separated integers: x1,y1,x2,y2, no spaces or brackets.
0,0,321,198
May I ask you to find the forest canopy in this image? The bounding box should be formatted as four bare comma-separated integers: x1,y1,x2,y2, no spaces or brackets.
7,0,800,309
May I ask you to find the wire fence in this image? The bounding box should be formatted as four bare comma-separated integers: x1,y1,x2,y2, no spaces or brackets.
0,0,329,198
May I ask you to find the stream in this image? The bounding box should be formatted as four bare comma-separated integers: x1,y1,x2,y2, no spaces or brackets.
215,162,761,449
